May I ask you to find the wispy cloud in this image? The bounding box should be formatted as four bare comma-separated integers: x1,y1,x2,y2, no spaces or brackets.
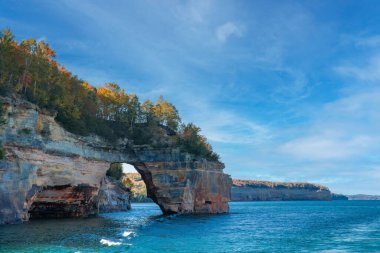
3,0,380,194
215,22,244,42
355,35,380,47
279,135,373,160
335,54,380,81
278,88,380,161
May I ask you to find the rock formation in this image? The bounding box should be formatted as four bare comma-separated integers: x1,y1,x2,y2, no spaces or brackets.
0,97,231,224
97,176,132,213
347,194,380,200
231,179,332,201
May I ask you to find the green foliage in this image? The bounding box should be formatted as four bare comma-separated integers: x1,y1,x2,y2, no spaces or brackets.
122,173,152,203
122,177,134,189
0,103,5,125
0,28,220,161
178,123,220,161
106,163,123,180
0,145,4,159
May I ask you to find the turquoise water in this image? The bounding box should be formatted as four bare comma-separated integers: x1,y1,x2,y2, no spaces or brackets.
1,201,380,252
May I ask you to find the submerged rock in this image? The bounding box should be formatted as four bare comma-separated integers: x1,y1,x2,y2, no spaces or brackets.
231,179,332,201
0,97,231,224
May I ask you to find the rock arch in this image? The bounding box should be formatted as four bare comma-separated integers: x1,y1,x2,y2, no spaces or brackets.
0,97,231,224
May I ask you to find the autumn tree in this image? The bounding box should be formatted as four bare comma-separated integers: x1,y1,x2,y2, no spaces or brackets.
0,28,220,161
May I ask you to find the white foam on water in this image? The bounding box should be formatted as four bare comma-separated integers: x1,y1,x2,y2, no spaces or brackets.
122,231,133,237
100,239,122,246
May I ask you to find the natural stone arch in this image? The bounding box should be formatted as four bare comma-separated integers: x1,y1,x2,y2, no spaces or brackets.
0,97,231,224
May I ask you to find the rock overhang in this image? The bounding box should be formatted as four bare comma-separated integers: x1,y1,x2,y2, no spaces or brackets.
0,97,232,224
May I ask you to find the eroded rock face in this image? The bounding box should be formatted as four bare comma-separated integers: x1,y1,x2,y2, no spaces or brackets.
0,97,231,224
135,160,231,214
28,184,100,219
231,179,332,201
98,176,131,213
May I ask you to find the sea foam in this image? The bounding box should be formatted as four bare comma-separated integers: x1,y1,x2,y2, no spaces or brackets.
122,231,133,237
100,239,122,246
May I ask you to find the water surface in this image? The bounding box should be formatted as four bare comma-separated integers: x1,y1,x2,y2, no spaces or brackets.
1,201,380,252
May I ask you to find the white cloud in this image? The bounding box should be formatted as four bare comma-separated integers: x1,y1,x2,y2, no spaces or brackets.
278,89,380,161
355,35,380,47
184,103,273,145
215,22,244,42
279,135,373,160
335,54,380,81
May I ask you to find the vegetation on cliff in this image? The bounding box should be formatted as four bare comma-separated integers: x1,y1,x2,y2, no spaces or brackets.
105,165,151,202
106,163,124,180
122,173,152,203
232,179,329,191
0,29,219,161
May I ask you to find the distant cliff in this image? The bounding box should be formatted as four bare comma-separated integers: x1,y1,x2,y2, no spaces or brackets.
123,173,152,203
348,194,380,200
231,179,332,201
331,193,348,200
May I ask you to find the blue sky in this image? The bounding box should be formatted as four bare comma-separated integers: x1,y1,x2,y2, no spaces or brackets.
1,0,380,194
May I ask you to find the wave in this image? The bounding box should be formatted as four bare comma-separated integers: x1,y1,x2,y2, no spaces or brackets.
100,239,122,246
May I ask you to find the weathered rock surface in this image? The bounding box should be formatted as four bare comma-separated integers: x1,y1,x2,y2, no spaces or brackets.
231,179,332,201
98,176,131,213
0,97,231,224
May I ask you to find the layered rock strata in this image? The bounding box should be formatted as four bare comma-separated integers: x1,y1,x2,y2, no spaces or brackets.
231,179,332,201
0,97,231,224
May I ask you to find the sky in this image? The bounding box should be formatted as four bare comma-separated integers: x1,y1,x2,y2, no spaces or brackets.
1,0,380,194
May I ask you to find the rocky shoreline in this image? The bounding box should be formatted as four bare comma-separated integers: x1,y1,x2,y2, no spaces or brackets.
231,179,333,201
0,96,231,224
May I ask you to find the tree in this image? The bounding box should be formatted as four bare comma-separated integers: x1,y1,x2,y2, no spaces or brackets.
178,123,220,161
153,96,181,131
106,163,123,180
0,28,220,161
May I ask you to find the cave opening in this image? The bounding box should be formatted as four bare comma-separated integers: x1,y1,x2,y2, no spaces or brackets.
27,162,159,220
112,163,154,204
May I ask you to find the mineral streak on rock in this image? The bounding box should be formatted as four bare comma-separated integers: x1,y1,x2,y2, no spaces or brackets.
0,97,231,224
231,179,332,201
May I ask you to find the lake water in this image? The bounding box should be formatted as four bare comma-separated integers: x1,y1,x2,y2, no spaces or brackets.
1,201,380,252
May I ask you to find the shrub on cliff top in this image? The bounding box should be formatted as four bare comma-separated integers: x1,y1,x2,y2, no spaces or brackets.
106,163,123,180
0,28,220,162
0,145,4,160
0,104,5,125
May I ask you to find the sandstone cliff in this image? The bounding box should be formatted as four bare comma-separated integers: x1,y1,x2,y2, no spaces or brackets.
98,176,131,212
231,179,332,201
0,97,231,224
347,194,380,200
